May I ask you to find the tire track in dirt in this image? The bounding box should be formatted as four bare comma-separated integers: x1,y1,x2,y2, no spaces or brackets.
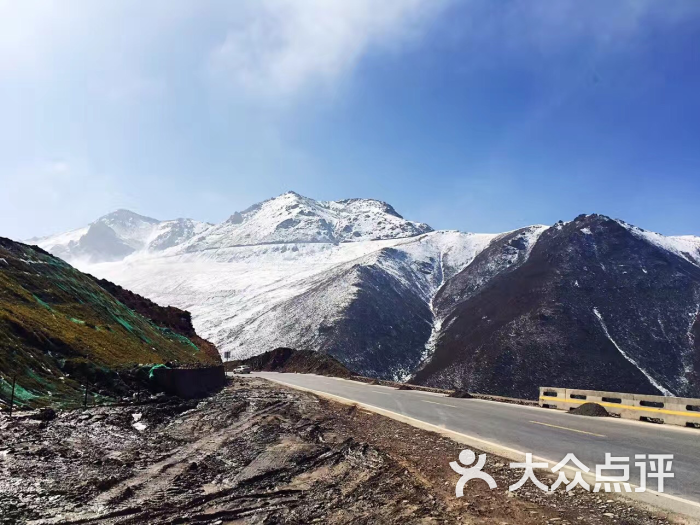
34,401,290,525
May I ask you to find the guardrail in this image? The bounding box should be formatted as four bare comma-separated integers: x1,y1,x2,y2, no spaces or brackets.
539,387,700,428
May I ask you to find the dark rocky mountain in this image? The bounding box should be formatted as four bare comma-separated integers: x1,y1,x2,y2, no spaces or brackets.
412,215,700,399
292,251,434,380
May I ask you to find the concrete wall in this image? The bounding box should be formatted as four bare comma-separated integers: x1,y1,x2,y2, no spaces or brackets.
539,387,700,428
152,366,226,399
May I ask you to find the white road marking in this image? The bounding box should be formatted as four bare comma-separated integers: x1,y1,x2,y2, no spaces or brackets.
422,400,460,409
529,420,606,438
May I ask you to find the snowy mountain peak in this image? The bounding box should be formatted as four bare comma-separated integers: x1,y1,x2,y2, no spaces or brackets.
34,209,211,264
192,192,433,250
99,209,159,225
95,210,161,250
32,193,433,264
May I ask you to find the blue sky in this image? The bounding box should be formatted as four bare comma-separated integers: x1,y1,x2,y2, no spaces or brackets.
1,0,700,240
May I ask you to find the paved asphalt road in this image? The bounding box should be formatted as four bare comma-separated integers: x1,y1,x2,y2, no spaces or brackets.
251,372,700,507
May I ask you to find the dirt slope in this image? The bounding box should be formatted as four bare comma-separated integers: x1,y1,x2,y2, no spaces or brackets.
0,237,220,409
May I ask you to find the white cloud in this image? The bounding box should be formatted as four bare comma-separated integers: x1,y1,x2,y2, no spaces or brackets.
0,0,449,101
2,0,694,102
208,0,451,99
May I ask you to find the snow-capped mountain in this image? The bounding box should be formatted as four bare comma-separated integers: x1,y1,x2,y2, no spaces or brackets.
32,210,211,264
29,193,700,398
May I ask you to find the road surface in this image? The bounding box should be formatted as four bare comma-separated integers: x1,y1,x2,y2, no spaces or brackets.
250,371,700,514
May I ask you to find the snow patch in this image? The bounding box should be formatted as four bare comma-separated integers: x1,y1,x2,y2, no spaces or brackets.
593,307,673,396
617,220,700,267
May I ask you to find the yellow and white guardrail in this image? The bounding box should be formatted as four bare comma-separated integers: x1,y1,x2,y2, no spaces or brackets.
539,387,700,428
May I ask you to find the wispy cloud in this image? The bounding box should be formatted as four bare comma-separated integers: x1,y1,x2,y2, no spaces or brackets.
2,1,694,102
0,0,450,102
207,0,450,100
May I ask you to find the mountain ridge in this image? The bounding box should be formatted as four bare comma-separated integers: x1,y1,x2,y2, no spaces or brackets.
24,194,700,398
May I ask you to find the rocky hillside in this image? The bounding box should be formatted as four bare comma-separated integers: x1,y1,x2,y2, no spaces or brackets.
0,237,220,409
94,277,220,363
413,215,700,399
229,347,353,377
32,193,700,398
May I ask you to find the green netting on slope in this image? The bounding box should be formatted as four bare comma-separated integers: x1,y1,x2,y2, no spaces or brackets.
56,272,183,349
0,376,39,406
33,295,53,311
11,247,206,372
148,364,170,380
154,325,199,351
26,368,50,384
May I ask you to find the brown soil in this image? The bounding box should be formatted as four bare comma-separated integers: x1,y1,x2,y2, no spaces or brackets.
0,378,676,525
571,402,610,417
227,347,353,378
